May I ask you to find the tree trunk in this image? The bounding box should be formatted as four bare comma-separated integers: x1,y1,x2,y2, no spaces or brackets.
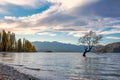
83,51,87,57
83,46,93,57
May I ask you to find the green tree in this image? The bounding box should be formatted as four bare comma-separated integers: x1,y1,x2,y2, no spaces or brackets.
22,38,25,52
18,39,22,52
24,39,36,52
2,30,8,52
0,30,36,52
6,31,16,52
14,40,18,52
10,33,16,51
32,46,36,52
7,31,11,51
78,31,102,57
0,33,2,51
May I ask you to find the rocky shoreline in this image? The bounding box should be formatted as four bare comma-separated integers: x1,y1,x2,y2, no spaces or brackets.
0,63,40,80
0,62,65,80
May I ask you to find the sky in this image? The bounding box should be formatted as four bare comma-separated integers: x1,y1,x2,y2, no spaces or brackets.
0,0,120,45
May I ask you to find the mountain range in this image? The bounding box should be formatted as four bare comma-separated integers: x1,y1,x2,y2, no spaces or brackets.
32,41,84,52
32,41,120,53
94,42,120,53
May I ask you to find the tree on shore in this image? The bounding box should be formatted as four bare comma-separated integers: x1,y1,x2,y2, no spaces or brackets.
18,39,22,52
0,30,36,52
7,32,16,51
23,40,36,52
2,30,8,52
78,31,102,57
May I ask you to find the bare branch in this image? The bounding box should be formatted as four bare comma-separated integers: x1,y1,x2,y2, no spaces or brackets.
78,31,102,54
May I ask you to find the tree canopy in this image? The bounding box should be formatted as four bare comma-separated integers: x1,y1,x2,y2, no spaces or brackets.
0,30,36,52
78,31,102,57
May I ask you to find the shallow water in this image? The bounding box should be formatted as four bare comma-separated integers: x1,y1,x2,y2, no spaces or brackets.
0,52,120,80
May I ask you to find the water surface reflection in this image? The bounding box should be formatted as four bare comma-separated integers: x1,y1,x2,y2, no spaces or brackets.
0,53,120,80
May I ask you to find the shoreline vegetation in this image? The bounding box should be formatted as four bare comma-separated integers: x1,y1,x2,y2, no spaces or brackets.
0,30,36,52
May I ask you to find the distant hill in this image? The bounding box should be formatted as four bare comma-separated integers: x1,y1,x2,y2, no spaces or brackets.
94,42,120,53
32,41,84,52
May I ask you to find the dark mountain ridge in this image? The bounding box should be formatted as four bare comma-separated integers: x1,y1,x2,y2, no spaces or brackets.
32,41,120,53
94,42,120,53
32,41,84,52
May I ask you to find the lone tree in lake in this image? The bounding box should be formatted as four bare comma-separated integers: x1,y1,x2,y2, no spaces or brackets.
78,31,102,57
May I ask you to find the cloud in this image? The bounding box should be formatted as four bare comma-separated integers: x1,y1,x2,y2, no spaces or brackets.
113,25,120,29
37,32,56,36
0,0,47,8
0,22,17,29
0,0,50,15
106,36,120,40
0,0,120,38
73,0,120,18
48,0,97,11
68,31,89,37
0,9,8,14
100,29,120,35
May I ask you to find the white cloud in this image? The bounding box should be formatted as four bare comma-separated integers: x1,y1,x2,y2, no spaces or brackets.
106,36,120,40
0,22,17,29
0,0,49,14
37,32,56,36
113,25,120,29
68,31,89,37
100,29,120,35
48,0,97,11
0,0,120,37
0,0,46,8
0,9,8,14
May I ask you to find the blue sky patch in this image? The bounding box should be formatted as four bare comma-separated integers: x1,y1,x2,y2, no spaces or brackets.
0,3,51,18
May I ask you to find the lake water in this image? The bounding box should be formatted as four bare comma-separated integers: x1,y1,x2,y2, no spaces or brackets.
0,52,120,80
